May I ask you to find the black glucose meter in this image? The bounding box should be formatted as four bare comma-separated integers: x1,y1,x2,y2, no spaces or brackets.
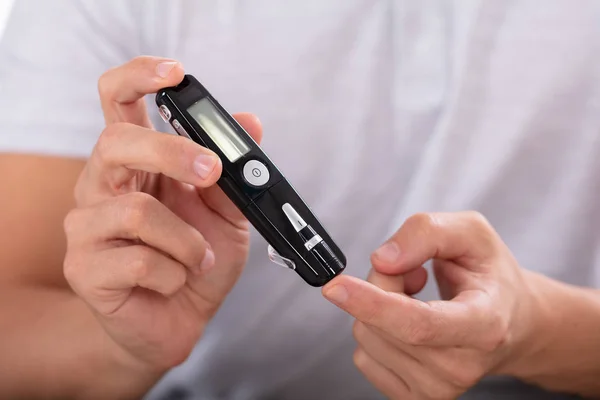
156,75,346,286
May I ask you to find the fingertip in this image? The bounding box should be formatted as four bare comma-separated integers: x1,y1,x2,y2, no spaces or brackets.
323,282,349,305
324,275,398,326
371,241,400,264
170,62,186,82
234,112,263,144
235,112,261,127
195,247,215,275
192,152,223,187
323,275,373,305
210,157,224,184
371,241,416,277
155,60,185,83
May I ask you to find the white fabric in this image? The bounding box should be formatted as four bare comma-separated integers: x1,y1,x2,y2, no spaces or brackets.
1,1,597,399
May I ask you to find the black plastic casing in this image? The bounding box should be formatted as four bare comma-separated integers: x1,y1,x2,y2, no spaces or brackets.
155,75,346,286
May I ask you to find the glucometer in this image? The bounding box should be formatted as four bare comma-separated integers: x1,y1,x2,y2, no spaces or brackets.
156,75,346,286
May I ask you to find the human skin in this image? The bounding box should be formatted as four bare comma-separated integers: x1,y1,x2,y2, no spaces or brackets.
0,56,262,399
323,211,600,399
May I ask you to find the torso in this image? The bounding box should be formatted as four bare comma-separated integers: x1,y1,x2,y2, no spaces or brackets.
141,1,600,399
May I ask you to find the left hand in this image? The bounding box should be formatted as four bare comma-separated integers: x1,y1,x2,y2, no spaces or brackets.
322,211,542,399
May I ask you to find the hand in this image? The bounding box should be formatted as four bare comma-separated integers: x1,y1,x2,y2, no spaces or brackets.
322,212,541,399
63,56,262,372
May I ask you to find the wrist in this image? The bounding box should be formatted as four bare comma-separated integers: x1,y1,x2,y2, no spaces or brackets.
493,269,557,378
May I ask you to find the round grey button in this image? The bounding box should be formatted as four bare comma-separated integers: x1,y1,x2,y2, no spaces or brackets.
243,160,270,187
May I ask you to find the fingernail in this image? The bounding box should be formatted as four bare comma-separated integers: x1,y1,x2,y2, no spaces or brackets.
193,154,218,179
324,284,348,305
196,248,215,274
374,242,400,264
156,61,178,78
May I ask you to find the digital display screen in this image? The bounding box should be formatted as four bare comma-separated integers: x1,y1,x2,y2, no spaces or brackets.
187,98,251,163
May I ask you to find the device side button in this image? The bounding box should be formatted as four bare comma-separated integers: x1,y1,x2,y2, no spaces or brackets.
159,105,172,122
172,119,191,139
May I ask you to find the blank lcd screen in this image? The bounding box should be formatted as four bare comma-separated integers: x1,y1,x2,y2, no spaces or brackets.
187,98,251,162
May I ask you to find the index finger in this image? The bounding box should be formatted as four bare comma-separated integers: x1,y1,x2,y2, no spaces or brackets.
98,56,185,126
323,275,484,347
75,123,222,206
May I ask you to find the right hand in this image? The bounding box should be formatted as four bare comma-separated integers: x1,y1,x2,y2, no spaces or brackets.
63,56,263,373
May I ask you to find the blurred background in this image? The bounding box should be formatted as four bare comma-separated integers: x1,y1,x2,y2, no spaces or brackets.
0,0,13,38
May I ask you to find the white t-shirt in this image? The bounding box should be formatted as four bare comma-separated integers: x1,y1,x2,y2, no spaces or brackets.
1,1,597,399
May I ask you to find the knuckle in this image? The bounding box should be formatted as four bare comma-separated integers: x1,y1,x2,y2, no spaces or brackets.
405,212,439,237
129,55,151,64
464,211,491,231
95,123,126,162
62,253,76,282
163,348,193,369
185,234,207,267
160,134,197,163
352,320,366,343
121,192,158,232
422,384,457,400
166,267,187,296
73,178,86,205
481,311,510,352
453,365,483,390
128,55,155,69
62,252,83,288
126,190,157,211
100,122,128,142
360,301,383,326
404,323,436,346
129,247,154,280
63,208,83,238
464,211,497,250
352,348,368,371
441,358,485,390
97,68,116,98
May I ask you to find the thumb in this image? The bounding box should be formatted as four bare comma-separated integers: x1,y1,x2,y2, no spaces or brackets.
371,211,501,276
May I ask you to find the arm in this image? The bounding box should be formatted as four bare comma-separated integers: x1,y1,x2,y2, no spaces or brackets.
498,270,600,397
0,155,161,399
0,1,165,397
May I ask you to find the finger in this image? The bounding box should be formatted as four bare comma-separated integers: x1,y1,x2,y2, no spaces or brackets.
98,56,185,126
353,321,458,400
371,211,502,276
403,267,428,296
231,112,263,144
353,347,411,399
64,192,214,274
80,123,222,204
363,322,484,393
64,245,188,315
323,275,486,347
367,269,405,293
197,112,263,226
